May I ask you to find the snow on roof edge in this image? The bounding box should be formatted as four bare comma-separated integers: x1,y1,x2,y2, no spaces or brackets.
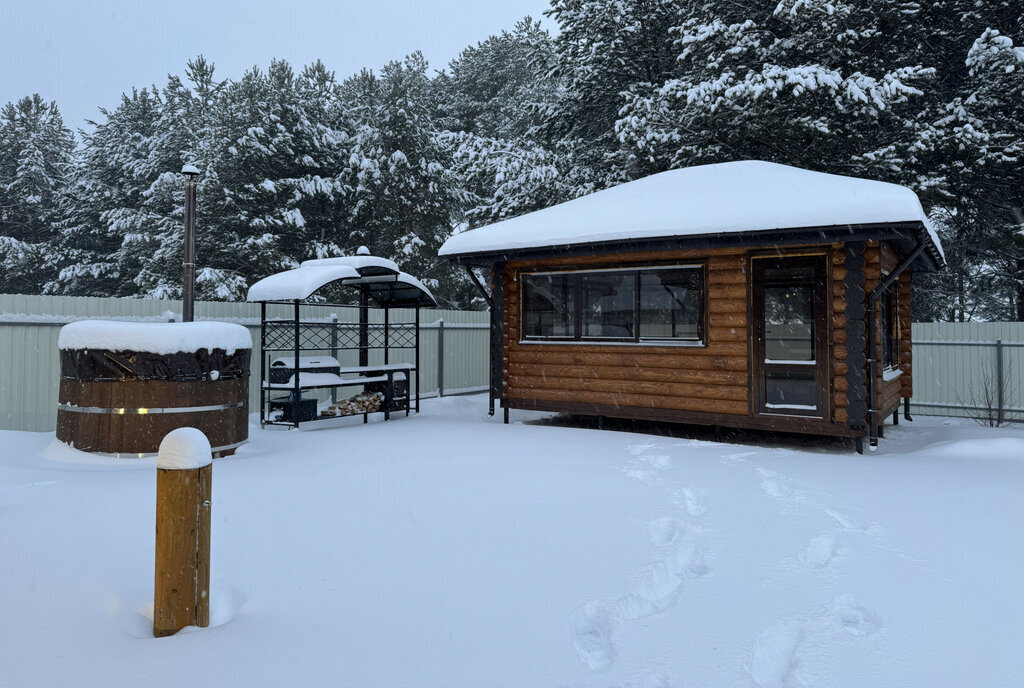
247,263,436,305
439,161,944,266
299,255,401,274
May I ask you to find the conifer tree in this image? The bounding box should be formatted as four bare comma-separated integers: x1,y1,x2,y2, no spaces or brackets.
342,54,471,306
45,88,162,295
0,95,75,293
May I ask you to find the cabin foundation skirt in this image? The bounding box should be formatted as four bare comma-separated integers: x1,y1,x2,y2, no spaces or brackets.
56,348,250,457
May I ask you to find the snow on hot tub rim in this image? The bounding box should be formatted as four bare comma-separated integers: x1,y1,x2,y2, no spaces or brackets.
58,320,252,355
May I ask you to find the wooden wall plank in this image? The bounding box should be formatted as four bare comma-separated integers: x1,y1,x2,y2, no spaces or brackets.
512,387,750,415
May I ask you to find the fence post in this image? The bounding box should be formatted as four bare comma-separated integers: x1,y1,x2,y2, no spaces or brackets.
330,314,338,404
996,338,1004,426
437,318,445,397
154,428,212,638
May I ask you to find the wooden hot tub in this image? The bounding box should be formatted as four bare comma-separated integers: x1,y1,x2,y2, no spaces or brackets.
56,321,252,457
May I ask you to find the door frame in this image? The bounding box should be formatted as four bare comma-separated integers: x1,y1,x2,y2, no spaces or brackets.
751,254,829,418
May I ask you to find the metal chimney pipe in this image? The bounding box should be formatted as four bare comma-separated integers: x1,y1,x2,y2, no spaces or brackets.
181,164,200,322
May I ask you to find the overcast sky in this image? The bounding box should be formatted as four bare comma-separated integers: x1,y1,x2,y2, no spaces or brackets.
1,0,553,133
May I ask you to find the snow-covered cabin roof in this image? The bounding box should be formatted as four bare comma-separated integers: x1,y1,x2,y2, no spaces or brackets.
439,161,944,268
246,254,436,306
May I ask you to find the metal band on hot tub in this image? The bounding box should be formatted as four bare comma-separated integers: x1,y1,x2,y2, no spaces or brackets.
57,401,246,415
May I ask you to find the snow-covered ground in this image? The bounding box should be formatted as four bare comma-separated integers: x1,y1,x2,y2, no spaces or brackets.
2,397,1022,688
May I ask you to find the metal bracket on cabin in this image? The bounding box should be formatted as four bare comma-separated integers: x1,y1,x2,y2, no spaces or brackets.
464,266,492,308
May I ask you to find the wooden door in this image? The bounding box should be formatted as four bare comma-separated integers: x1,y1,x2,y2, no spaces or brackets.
752,255,828,417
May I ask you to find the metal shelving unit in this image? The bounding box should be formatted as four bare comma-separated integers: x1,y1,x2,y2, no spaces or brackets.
246,251,436,430
258,300,422,428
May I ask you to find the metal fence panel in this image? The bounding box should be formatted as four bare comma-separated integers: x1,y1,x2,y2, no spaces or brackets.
4,293,1022,432
0,295,490,432
910,322,1024,422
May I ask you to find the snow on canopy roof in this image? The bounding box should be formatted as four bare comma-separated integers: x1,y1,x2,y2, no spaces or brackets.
246,264,361,302
58,320,252,354
346,272,437,307
300,255,400,276
246,257,436,306
439,160,944,263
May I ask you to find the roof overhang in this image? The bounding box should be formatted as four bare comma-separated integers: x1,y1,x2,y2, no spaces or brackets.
445,221,944,273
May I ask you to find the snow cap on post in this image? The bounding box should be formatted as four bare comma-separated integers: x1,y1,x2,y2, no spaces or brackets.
356,245,370,255
181,164,200,175
158,428,213,470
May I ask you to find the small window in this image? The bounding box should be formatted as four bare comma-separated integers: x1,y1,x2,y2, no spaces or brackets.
881,287,898,369
640,268,702,341
521,265,704,344
523,273,575,338
582,271,635,339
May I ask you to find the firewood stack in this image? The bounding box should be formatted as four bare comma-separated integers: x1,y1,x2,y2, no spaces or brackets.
323,391,384,417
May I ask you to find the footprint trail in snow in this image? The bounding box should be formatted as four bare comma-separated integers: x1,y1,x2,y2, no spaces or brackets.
570,442,711,674
747,596,882,688
736,453,889,686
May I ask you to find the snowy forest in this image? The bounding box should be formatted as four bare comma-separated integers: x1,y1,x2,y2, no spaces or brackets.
0,0,1021,319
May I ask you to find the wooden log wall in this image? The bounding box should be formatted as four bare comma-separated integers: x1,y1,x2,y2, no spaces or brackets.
502,248,751,417
898,271,913,399
841,242,868,432
831,244,850,424
500,240,918,437
875,242,911,417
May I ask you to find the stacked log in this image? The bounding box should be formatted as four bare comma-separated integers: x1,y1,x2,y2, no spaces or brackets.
324,392,384,417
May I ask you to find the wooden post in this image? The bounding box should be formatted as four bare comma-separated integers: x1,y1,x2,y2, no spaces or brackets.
154,428,212,638
437,318,445,398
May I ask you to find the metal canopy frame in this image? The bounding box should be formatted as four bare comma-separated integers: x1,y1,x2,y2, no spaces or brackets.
257,292,423,429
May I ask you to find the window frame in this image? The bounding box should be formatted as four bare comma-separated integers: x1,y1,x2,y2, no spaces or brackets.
880,284,899,371
519,262,707,346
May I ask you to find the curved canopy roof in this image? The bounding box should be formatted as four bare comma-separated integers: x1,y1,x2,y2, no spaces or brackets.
299,255,400,276
346,272,437,307
439,160,944,268
247,264,361,302
246,254,436,306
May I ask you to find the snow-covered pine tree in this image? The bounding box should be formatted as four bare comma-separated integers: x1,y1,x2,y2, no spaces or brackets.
435,17,558,142
108,57,243,300
44,88,163,296
960,28,1024,319
216,59,358,292
543,0,683,184
341,54,472,307
909,11,1024,320
433,17,597,230
0,95,75,293
616,0,934,178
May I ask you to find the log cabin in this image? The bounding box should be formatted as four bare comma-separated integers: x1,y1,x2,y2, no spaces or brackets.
439,161,945,452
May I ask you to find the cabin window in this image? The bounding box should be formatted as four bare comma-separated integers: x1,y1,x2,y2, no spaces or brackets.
881,287,898,369
523,273,576,339
522,266,704,343
639,268,703,341
582,272,635,339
